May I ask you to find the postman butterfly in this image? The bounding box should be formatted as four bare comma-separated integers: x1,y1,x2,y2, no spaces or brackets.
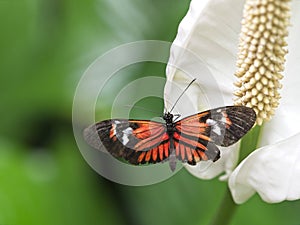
83,79,256,171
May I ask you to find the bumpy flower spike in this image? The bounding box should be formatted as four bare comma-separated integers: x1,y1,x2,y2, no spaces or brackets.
234,0,290,125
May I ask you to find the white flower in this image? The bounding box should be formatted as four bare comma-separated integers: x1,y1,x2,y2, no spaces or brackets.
165,0,300,203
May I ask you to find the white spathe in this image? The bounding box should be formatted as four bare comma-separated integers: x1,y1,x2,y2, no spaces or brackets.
166,0,246,179
165,0,300,203
229,133,300,204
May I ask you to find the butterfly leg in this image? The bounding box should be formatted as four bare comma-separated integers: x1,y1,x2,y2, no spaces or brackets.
173,114,181,122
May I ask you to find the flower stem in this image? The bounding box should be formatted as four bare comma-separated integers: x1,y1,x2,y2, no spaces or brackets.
238,125,263,163
206,125,263,225
207,186,237,225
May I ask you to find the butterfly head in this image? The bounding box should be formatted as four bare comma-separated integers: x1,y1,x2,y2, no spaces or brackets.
163,112,174,124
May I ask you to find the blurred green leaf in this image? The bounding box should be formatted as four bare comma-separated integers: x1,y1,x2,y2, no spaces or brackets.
0,135,123,225
0,0,300,224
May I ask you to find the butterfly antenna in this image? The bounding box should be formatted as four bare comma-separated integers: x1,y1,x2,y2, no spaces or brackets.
169,78,196,113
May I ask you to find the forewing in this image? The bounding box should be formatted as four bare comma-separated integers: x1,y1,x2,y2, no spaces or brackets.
177,106,256,146
83,119,171,165
208,106,256,146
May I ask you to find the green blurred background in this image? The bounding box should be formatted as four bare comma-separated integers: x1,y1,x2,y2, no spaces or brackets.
1,0,300,224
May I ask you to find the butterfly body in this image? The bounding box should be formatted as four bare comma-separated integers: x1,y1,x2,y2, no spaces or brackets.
162,112,177,171
84,106,256,172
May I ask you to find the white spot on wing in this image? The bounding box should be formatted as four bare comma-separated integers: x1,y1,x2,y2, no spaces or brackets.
206,119,217,126
212,125,221,135
111,120,122,136
122,134,129,145
123,127,133,134
206,119,221,135
221,117,227,123
113,121,133,146
221,112,228,123
121,127,133,145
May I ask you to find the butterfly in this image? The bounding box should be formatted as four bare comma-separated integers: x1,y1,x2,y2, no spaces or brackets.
84,105,256,171
83,79,256,171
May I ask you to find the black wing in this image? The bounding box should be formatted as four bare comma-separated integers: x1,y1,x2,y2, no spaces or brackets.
83,119,172,165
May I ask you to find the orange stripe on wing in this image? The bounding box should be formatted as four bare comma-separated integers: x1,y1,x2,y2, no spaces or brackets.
176,123,211,142
131,121,165,139
134,130,168,151
179,111,209,123
176,144,184,159
198,150,208,161
158,144,164,161
152,147,158,161
180,145,185,160
133,123,161,139
192,150,200,162
138,152,146,163
222,111,232,128
164,142,169,157
177,123,208,136
134,128,151,139
145,150,152,162
185,147,193,162
109,124,116,139
175,134,208,151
